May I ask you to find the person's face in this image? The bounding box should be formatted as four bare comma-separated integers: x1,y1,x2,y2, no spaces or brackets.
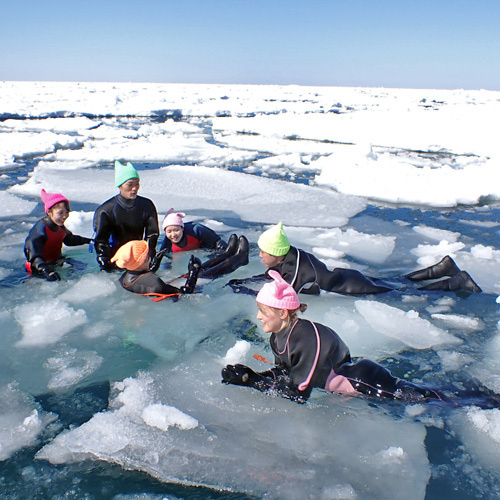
165,225,184,243
259,250,284,268
256,303,288,333
48,202,69,226
119,178,140,200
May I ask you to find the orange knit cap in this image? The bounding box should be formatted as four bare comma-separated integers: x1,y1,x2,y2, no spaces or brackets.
111,240,149,271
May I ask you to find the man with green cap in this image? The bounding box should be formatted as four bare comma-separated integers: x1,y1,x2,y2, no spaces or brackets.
93,161,159,271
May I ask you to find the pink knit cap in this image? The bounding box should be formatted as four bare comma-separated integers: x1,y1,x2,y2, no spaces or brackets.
256,270,301,310
162,208,185,230
40,188,69,213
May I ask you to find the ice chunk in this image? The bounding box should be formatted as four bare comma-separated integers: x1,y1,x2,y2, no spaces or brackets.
431,313,481,331
142,404,198,431
14,299,88,347
410,240,465,267
452,407,500,477
0,383,55,460
44,348,103,390
0,191,37,217
355,300,461,349
59,274,117,304
222,340,251,365
413,225,460,243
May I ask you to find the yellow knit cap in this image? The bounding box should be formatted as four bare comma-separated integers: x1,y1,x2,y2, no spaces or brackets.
111,240,149,271
257,222,290,257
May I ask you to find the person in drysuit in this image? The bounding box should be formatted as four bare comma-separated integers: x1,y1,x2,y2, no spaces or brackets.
24,188,92,281
93,161,159,272
222,271,496,407
111,240,200,301
228,222,481,296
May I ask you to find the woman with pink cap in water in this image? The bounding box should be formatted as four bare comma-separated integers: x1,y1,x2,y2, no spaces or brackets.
222,270,444,403
24,188,92,281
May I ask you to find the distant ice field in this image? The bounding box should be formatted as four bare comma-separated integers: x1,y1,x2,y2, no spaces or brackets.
0,82,500,500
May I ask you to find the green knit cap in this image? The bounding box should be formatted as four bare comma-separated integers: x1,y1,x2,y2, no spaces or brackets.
258,222,290,256
115,160,139,187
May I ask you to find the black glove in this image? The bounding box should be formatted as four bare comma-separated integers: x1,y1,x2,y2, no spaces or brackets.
149,249,167,273
38,263,60,281
221,364,258,386
215,239,227,252
45,268,61,281
97,255,115,272
180,255,201,294
225,280,258,297
227,278,244,286
83,237,92,244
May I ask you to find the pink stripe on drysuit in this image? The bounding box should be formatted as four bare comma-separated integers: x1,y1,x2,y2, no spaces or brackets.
297,321,321,392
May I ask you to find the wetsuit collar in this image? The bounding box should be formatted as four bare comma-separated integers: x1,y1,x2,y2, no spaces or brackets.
44,216,61,231
116,193,137,209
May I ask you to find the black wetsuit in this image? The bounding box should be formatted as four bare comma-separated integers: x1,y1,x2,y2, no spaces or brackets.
274,246,392,294
118,270,180,299
159,222,225,253
230,248,481,296
93,194,159,270
24,217,91,277
222,318,441,403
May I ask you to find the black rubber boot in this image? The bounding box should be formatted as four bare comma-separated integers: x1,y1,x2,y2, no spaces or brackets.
180,255,202,293
405,255,460,281
200,234,239,270
418,270,482,293
199,236,249,279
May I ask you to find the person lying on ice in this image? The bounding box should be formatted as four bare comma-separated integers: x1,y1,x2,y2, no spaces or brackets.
228,222,481,296
222,271,496,407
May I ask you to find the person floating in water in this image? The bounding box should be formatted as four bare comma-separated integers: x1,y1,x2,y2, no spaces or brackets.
112,234,250,299
111,240,201,300
222,271,495,406
24,189,92,281
159,209,227,254
229,222,481,295
151,212,250,280
93,161,159,272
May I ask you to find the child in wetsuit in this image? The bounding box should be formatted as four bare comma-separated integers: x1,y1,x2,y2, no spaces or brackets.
151,209,250,280
111,240,201,300
159,209,227,254
230,222,481,295
222,270,442,403
24,189,92,281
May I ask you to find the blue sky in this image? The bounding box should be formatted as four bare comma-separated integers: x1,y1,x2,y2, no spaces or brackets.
2,0,499,90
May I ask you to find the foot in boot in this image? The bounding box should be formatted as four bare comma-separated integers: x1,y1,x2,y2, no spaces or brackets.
419,270,482,293
405,255,460,281
201,234,238,270
198,236,249,279
224,234,239,256
235,236,249,265
180,255,201,293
